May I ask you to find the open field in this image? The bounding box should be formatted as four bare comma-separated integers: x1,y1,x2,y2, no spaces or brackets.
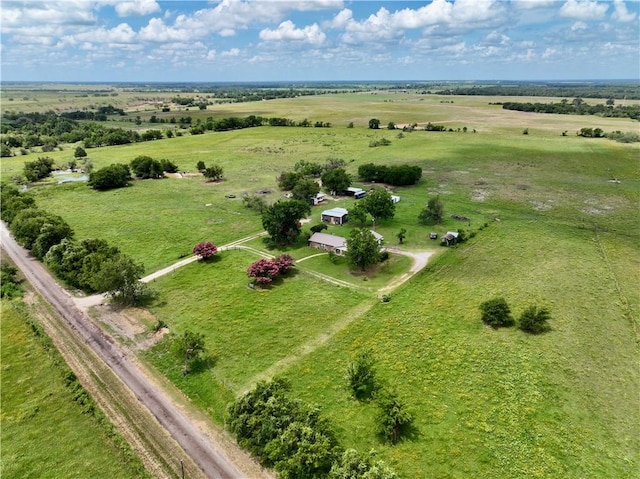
2,89,638,478
0,299,147,479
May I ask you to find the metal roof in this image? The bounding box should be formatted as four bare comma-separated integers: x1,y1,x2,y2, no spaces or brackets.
321,207,349,217
308,232,347,248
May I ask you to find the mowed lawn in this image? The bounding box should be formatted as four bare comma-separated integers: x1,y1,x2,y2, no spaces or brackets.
0,300,145,479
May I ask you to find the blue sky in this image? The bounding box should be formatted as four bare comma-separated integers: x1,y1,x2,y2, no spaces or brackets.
1,1,638,82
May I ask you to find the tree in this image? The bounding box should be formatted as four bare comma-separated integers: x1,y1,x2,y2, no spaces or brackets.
88,163,131,190
193,241,218,260
519,305,551,334
396,228,406,244
329,449,398,479
130,155,164,179
91,254,147,305
345,350,377,400
277,171,303,190
418,196,444,224
242,195,267,213
348,203,369,226
375,389,413,444
346,229,380,271
173,330,206,375
362,189,395,221
321,168,351,194
310,223,328,233
31,217,74,260
368,118,380,129
387,121,396,130
203,164,224,181
196,160,206,171
74,146,87,158
272,254,294,275
262,199,310,245
292,178,320,203
23,156,55,182
479,297,514,328
247,258,281,286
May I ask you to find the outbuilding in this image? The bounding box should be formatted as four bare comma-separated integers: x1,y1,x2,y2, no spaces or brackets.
321,207,349,225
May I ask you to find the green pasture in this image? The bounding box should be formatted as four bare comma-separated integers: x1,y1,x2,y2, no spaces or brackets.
0,300,143,479
2,91,638,478
142,249,371,416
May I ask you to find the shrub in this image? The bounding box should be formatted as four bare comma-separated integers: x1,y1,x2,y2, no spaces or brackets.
479,297,514,328
193,241,218,259
519,305,551,334
374,389,414,444
345,350,377,400
310,223,328,233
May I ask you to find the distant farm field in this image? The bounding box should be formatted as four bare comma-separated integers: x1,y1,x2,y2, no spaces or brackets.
3,90,638,478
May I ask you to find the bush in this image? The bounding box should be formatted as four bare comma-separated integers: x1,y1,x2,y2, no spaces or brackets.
479,297,514,328
88,163,131,190
242,195,267,213
519,305,551,334
130,155,164,179
310,223,328,233
374,389,414,444
193,241,218,259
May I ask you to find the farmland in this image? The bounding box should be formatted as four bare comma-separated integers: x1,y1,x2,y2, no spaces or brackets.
2,85,639,478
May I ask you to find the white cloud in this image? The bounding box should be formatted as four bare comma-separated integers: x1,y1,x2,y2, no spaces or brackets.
138,18,193,42
559,0,609,20
222,48,241,57
114,0,161,17
260,21,326,45
571,21,588,31
542,47,557,58
206,50,217,60
327,8,353,29
72,23,137,44
1,1,96,28
512,0,558,9
611,0,637,22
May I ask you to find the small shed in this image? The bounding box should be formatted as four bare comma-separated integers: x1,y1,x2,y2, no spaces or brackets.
441,231,459,246
321,207,349,225
391,195,400,203
308,232,347,255
429,232,438,240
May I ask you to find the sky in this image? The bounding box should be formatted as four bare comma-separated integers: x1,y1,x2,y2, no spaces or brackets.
1,0,638,82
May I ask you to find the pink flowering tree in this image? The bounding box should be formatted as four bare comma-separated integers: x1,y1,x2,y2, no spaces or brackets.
247,258,280,286
193,241,218,260
272,254,295,275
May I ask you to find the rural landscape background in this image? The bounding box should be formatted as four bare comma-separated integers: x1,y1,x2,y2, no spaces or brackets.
2,80,638,478
1,1,639,478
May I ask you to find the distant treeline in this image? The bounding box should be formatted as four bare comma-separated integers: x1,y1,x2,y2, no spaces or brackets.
0,111,331,155
499,100,640,120
435,83,640,100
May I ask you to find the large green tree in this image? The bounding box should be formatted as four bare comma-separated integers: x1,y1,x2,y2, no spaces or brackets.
130,155,164,179
346,229,380,271
321,168,352,194
262,199,311,245
292,179,320,203
88,163,131,190
91,254,147,305
348,203,369,226
362,189,395,221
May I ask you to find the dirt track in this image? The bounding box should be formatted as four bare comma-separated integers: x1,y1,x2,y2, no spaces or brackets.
1,223,266,479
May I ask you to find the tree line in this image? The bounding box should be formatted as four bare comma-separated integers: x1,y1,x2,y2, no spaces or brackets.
1,183,148,304
435,83,640,100
499,99,640,120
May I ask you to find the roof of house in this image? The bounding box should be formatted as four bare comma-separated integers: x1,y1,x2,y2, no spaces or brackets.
347,187,365,193
370,230,384,241
308,232,347,248
446,231,459,238
321,207,349,217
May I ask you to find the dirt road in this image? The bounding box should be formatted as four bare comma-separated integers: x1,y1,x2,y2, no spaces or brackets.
0,223,261,479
